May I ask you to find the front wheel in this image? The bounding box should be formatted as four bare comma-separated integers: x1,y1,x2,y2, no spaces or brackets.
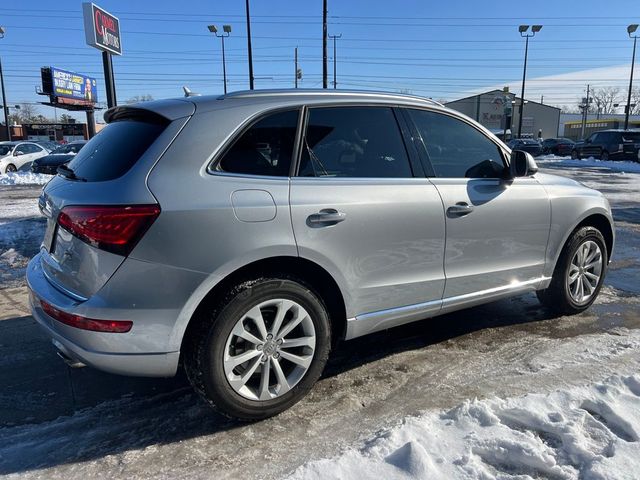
537,226,607,314
5,164,17,173
601,150,609,161
571,150,580,160
185,276,331,420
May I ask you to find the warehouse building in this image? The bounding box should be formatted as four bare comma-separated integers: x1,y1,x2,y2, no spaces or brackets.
445,88,561,140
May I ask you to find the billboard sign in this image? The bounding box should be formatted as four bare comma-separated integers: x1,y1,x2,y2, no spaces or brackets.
82,3,122,55
50,67,98,104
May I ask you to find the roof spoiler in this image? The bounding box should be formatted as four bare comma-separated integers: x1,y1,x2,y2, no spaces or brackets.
104,99,196,123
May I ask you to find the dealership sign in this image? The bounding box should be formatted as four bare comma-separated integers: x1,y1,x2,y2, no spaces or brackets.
82,3,122,55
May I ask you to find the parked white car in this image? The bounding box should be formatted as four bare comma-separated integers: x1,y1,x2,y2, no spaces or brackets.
0,141,50,173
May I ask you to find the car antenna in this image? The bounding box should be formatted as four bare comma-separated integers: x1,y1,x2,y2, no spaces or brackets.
183,86,201,97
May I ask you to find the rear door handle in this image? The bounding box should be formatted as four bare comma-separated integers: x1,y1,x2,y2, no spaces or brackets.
307,209,346,226
447,202,474,217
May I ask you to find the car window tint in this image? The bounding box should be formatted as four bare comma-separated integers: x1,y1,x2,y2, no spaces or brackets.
66,119,166,182
15,144,28,154
217,109,299,177
298,106,412,178
408,109,504,178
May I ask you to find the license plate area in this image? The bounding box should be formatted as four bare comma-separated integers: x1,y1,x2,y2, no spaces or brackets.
42,218,57,254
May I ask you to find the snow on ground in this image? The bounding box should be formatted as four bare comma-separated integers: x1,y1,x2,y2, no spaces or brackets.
0,172,52,186
536,155,640,174
288,375,640,480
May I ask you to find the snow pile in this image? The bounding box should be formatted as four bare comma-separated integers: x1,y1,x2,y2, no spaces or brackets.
288,375,640,480
536,155,640,174
0,172,51,186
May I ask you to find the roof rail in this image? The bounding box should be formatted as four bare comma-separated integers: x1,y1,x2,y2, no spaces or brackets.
218,88,445,107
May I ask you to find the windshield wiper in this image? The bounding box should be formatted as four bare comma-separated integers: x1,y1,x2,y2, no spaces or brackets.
57,164,87,182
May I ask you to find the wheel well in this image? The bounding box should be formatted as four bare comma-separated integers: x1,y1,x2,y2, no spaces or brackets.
182,256,347,352
576,214,614,260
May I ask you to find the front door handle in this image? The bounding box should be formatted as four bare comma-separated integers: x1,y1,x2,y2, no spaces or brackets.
447,202,474,217
307,209,346,226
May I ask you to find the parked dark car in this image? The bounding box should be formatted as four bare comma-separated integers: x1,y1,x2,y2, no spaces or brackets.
34,140,58,152
31,141,86,174
571,130,640,161
542,138,575,156
507,138,543,157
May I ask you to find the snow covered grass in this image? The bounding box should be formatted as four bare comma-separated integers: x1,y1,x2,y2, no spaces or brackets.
289,375,640,480
0,172,51,186
536,155,640,174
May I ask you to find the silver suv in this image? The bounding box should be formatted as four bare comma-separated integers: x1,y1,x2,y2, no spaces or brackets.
27,90,614,420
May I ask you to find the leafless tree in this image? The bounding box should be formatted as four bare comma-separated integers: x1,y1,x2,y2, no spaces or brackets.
590,87,620,115
126,94,154,104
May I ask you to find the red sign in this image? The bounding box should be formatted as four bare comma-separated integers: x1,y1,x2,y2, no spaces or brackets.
82,3,122,55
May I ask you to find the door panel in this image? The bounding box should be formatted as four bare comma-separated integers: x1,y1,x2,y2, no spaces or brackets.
431,177,550,298
290,178,445,317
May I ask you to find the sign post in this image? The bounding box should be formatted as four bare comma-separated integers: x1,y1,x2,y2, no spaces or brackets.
82,3,122,109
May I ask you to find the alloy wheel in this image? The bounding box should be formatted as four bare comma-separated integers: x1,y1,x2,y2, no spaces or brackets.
223,298,316,401
566,240,603,305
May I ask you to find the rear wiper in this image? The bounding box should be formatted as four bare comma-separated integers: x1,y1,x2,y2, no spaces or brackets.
57,164,87,182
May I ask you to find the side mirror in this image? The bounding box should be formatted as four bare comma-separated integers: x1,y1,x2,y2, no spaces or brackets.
509,150,538,178
14,151,23,157
585,138,592,144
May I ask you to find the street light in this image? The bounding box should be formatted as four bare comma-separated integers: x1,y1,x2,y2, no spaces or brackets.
516,24,542,139
624,24,639,130
208,24,232,94
0,26,10,141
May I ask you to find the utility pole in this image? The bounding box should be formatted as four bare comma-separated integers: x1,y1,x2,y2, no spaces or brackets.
517,25,542,138
245,0,254,90
581,84,590,139
329,34,341,89
0,27,10,141
624,24,638,130
294,47,298,88
540,94,544,104
322,0,328,89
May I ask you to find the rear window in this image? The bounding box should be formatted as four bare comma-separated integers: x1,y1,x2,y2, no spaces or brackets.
622,132,640,142
65,120,166,182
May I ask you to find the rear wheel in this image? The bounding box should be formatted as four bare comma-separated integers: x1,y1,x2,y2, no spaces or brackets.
571,150,580,160
537,226,607,314
185,276,331,420
5,164,17,173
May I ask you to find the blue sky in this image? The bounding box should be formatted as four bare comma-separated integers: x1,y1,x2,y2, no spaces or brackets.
0,0,638,121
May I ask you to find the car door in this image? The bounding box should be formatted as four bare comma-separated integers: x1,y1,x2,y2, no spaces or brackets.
290,105,446,332
12,143,34,169
404,108,551,306
582,133,601,158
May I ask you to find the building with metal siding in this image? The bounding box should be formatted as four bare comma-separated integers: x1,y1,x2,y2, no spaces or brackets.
445,88,561,140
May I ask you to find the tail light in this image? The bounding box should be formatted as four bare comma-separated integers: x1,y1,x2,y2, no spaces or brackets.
41,299,132,333
58,205,160,256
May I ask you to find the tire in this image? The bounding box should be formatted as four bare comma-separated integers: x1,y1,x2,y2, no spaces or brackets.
5,164,17,173
537,226,607,315
571,150,580,160
601,150,609,161
185,276,331,421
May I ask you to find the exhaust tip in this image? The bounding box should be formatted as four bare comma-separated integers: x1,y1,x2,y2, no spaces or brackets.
52,342,86,369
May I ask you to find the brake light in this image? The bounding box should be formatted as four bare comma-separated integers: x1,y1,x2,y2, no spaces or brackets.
58,205,160,256
40,299,132,333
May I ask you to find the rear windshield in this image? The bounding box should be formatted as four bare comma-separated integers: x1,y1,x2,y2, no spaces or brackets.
65,120,166,182
622,132,640,142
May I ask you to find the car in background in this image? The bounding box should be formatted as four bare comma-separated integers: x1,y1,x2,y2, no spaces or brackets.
571,129,640,161
541,138,575,156
507,138,544,157
0,141,50,173
34,140,58,152
31,141,87,174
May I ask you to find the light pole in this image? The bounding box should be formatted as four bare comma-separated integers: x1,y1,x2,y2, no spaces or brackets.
624,24,638,130
517,24,542,139
329,34,341,89
208,25,231,94
245,0,254,90
0,26,10,141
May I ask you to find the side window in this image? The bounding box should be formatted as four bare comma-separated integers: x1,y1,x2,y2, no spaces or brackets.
408,109,505,178
217,109,299,177
27,144,41,153
298,106,412,178
15,144,28,154
589,133,600,143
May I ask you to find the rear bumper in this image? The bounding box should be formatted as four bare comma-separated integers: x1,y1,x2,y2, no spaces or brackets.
26,254,180,377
